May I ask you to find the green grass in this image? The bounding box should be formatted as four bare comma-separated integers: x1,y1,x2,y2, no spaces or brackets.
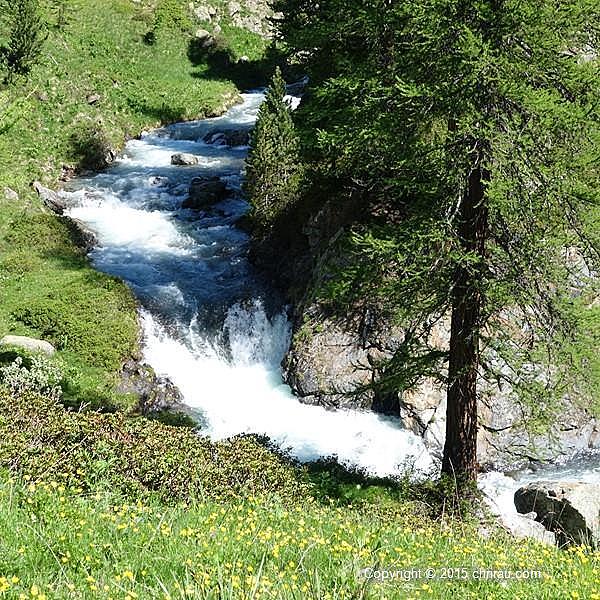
0,0,269,409
1,474,599,599
1,390,600,599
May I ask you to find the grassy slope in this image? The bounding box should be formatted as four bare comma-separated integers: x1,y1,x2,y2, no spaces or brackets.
0,0,264,408
0,391,599,600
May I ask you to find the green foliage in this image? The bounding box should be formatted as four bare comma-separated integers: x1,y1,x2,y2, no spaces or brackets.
0,389,308,502
244,67,302,234
275,0,600,421
0,354,64,399
1,473,600,599
146,0,192,44
0,0,47,81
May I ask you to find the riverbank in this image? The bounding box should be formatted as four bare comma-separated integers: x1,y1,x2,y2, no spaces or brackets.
0,0,266,409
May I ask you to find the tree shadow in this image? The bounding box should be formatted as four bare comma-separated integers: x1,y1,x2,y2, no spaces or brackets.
188,37,286,90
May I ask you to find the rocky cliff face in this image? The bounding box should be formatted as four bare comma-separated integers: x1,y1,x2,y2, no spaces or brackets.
189,0,278,37
284,306,600,471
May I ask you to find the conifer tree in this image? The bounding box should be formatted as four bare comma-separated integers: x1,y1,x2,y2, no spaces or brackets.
244,67,302,234
1,0,47,82
276,0,600,486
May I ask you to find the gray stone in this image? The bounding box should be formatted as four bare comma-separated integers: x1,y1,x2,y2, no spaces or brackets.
4,188,18,201
514,481,600,545
32,181,66,214
193,6,212,21
228,1,241,16
182,176,229,210
0,335,56,356
86,93,101,105
498,511,557,545
118,359,191,416
171,153,199,166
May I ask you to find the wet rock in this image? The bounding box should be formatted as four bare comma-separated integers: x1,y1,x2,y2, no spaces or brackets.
203,129,250,147
0,335,56,356
171,153,199,166
514,481,600,545
66,217,98,252
32,181,66,214
4,187,18,201
118,359,191,417
182,176,229,210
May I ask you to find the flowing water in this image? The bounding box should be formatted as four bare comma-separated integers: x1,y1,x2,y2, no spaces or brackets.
62,91,433,478
62,90,598,528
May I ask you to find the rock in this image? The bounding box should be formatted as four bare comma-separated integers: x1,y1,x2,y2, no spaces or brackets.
514,481,600,545
86,93,101,105
499,511,557,545
213,24,222,35
194,29,216,48
66,217,98,252
193,6,212,21
182,176,229,210
171,153,199,166
203,129,250,147
32,181,66,214
4,188,18,201
284,302,600,472
228,1,241,16
117,359,190,416
0,335,56,356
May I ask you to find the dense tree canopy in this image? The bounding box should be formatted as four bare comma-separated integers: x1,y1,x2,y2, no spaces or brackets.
273,0,600,483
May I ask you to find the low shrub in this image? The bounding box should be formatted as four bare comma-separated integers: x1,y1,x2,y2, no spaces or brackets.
0,389,309,503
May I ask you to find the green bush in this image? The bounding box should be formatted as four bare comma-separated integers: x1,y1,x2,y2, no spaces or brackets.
0,0,47,81
0,389,308,502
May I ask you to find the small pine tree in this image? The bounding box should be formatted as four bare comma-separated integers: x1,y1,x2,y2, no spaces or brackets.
244,67,302,234
1,0,47,82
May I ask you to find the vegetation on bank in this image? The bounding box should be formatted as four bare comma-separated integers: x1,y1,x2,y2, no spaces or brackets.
0,391,598,599
0,0,266,408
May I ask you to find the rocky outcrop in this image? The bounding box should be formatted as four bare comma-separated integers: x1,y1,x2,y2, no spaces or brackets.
182,176,230,210
117,359,191,417
189,0,277,38
514,481,600,545
0,335,56,356
171,153,200,166
284,308,600,471
33,181,66,214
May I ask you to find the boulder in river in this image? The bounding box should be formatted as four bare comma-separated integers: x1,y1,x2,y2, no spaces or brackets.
182,176,229,210
514,481,600,545
0,335,56,356
171,153,199,166
203,129,250,147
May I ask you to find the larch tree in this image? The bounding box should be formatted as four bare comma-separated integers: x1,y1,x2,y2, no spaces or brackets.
275,0,600,486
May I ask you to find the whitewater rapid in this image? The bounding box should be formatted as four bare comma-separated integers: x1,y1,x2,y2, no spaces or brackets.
63,92,434,477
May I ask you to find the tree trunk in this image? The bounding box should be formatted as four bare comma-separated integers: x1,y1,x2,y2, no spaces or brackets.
441,160,489,485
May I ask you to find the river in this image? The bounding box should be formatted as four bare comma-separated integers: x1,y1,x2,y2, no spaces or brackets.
62,90,599,530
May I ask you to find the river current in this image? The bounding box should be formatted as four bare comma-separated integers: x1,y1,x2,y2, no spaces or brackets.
62,90,598,528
